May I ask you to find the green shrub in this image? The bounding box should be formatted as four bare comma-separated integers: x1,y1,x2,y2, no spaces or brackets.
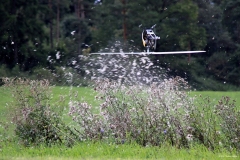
0,65,10,77
215,96,240,149
69,77,240,151
2,78,76,146
69,77,194,147
30,68,54,81
29,67,91,86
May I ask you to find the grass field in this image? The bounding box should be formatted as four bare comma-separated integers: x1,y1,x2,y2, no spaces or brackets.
1,141,238,160
192,91,240,104
0,86,239,159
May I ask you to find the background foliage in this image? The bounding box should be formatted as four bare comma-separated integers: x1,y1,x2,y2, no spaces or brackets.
0,0,240,90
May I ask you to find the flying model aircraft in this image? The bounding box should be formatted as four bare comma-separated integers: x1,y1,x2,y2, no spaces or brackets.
141,24,160,52
91,24,205,55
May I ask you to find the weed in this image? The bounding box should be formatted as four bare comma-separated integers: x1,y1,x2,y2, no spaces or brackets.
69,77,240,151
2,77,240,152
2,78,76,146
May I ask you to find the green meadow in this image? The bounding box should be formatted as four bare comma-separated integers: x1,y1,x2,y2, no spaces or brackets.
0,86,239,160
1,141,238,160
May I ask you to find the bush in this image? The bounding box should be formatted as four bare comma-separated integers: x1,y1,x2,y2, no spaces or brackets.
30,68,54,81
69,77,193,147
2,78,76,146
215,96,240,149
29,67,91,86
69,77,240,151
0,65,10,77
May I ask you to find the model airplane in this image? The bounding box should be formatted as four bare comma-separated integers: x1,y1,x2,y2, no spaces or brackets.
91,24,205,55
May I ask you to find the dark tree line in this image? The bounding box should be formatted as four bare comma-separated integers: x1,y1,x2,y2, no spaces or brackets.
0,0,240,89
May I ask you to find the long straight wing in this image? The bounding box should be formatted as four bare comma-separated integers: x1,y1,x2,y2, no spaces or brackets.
91,51,205,55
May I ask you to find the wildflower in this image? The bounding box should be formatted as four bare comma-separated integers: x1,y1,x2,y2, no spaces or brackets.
186,134,193,141
187,126,195,133
99,128,104,134
137,130,141,134
110,124,116,129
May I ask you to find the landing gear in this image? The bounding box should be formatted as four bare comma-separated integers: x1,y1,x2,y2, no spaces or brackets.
146,46,150,53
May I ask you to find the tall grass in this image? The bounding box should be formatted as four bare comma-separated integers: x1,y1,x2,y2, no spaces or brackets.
1,78,77,147
69,77,240,151
0,77,240,159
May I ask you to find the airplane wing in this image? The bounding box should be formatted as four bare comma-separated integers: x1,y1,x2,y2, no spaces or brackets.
91,51,205,55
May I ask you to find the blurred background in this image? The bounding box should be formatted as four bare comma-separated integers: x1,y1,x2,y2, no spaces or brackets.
0,0,240,90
